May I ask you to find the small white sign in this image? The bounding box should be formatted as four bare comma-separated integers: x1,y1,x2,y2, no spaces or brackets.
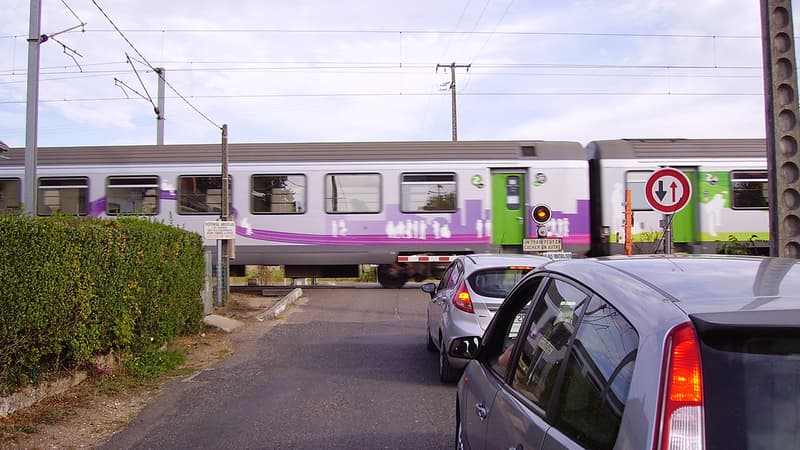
204,220,236,240
523,238,563,252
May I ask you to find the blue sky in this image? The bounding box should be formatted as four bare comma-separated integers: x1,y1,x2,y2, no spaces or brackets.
0,0,795,147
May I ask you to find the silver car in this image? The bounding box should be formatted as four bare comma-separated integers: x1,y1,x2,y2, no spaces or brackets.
454,255,800,450
422,253,551,383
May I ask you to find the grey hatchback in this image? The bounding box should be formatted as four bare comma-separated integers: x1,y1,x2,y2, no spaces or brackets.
454,255,800,450
422,254,551,383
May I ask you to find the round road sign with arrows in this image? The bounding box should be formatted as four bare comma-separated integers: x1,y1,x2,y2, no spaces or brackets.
644,168,692,214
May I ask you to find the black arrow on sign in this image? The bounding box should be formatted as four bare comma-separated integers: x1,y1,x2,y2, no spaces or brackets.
656,180,667,201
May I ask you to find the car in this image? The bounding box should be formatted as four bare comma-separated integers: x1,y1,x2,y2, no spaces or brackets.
421,253,552,383
452,254,800,450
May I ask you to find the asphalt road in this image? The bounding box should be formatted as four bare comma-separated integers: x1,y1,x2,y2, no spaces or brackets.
101,288,456,449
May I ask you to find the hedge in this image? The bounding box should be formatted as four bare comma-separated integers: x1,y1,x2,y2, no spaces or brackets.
0,214,205,395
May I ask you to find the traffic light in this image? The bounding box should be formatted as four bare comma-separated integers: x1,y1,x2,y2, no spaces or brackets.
532,204,552,224
532,204,552,238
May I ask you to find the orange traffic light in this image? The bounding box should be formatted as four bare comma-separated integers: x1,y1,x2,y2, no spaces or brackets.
532,204,552,224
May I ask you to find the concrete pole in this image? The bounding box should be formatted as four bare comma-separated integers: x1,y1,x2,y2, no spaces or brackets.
436,63,471,142
24,0,42,216
449,63,457,141
156,67,165,145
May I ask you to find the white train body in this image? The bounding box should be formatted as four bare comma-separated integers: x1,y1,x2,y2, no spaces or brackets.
1,138,773,285
586,139,769,255
0,140,589,287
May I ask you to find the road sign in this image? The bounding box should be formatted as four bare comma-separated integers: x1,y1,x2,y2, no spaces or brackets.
645,168,692,214
523,238,562,252
204,220,236,239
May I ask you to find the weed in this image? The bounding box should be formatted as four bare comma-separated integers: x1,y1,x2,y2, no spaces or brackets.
717,235,758,255
123,349,187,379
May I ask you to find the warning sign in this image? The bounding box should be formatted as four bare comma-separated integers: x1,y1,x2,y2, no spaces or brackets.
204,221,236,240
523,238,563,252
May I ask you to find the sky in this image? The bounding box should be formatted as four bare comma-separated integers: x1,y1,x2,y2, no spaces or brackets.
0,0,796,148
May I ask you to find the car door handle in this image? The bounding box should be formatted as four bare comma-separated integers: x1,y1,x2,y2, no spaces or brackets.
475,402,488,419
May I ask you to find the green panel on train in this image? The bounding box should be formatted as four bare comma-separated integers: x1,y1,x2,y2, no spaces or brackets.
491,173,525,245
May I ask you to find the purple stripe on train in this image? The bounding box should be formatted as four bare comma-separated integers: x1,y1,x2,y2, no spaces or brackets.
90,194,590,245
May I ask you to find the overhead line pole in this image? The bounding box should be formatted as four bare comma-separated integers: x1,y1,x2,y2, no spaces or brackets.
436,62,471,141
155,67,165,145
761,0,800,257
24,0,43,216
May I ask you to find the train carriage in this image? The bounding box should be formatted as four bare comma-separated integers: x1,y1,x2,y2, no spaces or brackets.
586,138,769,256
0,140,590,288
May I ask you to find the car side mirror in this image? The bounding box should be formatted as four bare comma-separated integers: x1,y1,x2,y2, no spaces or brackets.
421,282,437,298
449,336,481,359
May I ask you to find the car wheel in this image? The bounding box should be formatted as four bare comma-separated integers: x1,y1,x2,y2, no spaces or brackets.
426,327,437,352
439,338,460,383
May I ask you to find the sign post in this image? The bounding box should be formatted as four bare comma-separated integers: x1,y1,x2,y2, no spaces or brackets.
644,168,691,255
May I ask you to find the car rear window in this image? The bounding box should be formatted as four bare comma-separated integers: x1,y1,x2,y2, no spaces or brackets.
470,268,532,298
700,333,800,449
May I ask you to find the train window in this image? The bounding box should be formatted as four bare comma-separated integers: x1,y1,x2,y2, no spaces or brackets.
106,176,159,215
731,171,768,209
37,177,88,216
625,171,653,211
0,178,21,214
178,175,231,215
251,174,306,214
400,173,456,212
325,173,381,213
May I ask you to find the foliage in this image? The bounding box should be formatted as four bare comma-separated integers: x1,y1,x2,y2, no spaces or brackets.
359,265,377,282
255,266,286,285
122,348,187,379
717,234,758,255
631,230,664,254
0,215,205,395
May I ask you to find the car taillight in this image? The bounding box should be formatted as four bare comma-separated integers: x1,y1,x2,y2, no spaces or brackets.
657,322,705,450
452,280,474,313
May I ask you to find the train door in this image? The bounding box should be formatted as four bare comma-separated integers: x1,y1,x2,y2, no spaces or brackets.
671,167,699,247
491,171,526,246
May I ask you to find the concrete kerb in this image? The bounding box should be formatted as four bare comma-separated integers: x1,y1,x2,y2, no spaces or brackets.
0,372,88,418
255,287,303,321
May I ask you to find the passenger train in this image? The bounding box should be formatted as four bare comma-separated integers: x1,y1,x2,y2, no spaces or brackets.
0,138,769,288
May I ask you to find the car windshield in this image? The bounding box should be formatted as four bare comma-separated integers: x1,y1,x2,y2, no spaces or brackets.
470,268,531,298
701,333,800,449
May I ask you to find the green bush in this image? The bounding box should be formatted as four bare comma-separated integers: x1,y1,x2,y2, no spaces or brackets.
0,215,205,394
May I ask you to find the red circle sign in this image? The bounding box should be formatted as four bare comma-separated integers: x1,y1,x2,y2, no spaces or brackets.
644,168,692,214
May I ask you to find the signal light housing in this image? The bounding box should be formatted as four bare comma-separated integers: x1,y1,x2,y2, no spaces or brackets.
532,204,552,237
532,204,552,224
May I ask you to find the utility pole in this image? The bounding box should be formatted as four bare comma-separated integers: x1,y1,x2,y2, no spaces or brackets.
436,62,471,141
216,124,230,307
761,0,800,257
155,67,165,145
24,0,42,216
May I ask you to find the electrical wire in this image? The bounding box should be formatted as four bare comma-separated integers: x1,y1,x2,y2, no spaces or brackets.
90,0,221,130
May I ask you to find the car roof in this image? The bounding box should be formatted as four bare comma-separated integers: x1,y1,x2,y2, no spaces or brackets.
460,253,552,270
539,254,800,316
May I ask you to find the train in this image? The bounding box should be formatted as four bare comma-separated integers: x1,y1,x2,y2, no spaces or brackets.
0,138,769,288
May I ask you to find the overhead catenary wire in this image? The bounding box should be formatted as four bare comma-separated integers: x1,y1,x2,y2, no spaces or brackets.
89,0,221,130
0,90,765,105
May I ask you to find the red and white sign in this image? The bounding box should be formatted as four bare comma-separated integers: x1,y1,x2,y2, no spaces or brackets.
644,168,692,214
397,255,455,263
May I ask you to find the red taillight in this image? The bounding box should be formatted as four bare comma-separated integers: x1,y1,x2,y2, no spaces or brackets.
657,322,705,450
452,280,474,313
